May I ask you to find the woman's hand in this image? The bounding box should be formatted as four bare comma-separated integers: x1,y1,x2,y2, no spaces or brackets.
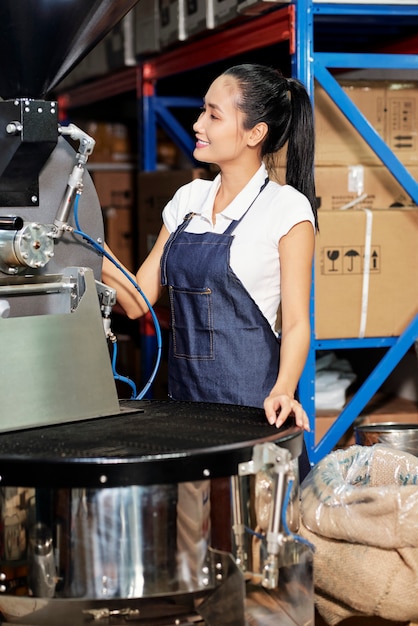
264,392,310,431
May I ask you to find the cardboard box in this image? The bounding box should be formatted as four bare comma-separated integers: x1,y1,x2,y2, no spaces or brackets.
315,164,418,211
185,0,208,36
85,122,135,164
93,170,136,209
315,81,418,167
159,0,186,47
207,0,238,28
138,168,213,262
134,0,160,55
314,208,418,339
104,12,136,70
93,169,136,270
272,162,418,211
103,206,135,271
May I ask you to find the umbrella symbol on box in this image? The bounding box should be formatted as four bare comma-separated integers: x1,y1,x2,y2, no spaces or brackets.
345,249,360,272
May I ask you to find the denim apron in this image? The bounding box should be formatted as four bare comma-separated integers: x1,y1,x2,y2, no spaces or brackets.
160,178,281,409
160,179,312,479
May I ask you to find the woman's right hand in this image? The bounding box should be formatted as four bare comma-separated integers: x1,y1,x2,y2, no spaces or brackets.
264,392,310,431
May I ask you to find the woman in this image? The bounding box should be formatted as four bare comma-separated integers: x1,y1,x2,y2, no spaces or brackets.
103,63,317,442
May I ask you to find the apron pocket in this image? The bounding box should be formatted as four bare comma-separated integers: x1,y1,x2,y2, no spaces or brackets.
169,286,214,360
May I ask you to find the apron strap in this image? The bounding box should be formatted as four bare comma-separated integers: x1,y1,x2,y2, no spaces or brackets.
224,177,269,236
161,212,198,286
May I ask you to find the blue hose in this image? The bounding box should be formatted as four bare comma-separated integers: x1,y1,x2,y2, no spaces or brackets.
72,193,162,399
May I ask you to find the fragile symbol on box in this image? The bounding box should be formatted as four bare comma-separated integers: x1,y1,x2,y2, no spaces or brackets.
321,246,381,274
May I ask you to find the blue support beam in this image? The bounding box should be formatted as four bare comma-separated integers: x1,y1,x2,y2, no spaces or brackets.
142,95,202,170
154,96,202,165
292,0,314,94
313,3,418,17
311,315,418,464
141,95,157,171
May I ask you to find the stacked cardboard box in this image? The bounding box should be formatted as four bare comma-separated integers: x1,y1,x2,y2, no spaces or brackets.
92,169,137,271
270,80,418,341
84,121,135,165
315,80,418,168
313,80,418,210
314,208,418,339
312,81,418,340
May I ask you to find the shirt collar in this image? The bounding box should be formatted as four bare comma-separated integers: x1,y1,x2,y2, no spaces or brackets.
199,163,268,224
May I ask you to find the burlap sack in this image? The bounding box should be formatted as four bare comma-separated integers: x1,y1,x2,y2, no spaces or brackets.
299,444,418,624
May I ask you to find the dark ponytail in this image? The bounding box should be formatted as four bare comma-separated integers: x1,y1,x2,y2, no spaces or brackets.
223,64,318,229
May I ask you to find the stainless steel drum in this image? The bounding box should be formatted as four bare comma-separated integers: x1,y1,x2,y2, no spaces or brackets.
0,400,313,625
355,422,418,456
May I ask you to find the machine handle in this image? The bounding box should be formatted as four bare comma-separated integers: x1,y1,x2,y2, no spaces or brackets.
0,216,23,230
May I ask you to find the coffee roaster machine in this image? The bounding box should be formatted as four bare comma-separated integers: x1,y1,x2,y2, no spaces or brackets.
0,2,314,624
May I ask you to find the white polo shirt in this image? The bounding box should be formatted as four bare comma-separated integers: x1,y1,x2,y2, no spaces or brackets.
162,163,315,331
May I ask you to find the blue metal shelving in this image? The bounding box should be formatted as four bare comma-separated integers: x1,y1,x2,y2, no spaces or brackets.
294,1,418,464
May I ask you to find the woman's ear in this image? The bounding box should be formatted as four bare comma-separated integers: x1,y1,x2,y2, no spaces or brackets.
248,122,268,147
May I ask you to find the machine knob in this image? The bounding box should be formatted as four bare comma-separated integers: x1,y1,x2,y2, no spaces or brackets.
14,223,55,269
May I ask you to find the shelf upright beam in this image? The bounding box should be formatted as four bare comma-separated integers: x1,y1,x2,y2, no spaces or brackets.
139,67,158,171
292,0,314,94
292,0,317,459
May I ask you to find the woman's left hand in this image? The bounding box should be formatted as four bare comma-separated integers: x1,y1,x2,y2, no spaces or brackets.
263,393,310,431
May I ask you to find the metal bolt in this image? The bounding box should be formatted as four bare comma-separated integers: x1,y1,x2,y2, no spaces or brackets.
6,123,19,134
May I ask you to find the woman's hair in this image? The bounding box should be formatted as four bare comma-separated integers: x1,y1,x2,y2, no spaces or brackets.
222,64,318,228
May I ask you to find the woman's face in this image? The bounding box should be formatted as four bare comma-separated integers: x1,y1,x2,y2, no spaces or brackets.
192,75,253,167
